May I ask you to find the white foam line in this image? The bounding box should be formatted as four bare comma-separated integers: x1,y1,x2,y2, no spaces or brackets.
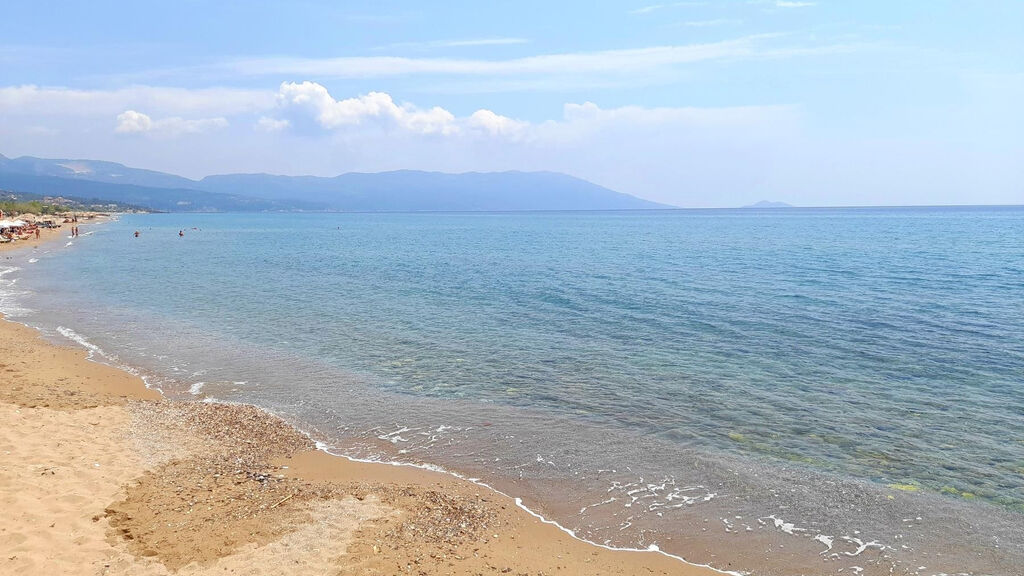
814,534,834,553
300,438,746,576
0,266,34,316
8,317,745,576
54,325,163,394
57,326,103,360
7,242,742,575
841,537,886,557
761,515,806,535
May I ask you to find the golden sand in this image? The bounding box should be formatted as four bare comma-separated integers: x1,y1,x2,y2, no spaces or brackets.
0,306,720,574
0,226,68,254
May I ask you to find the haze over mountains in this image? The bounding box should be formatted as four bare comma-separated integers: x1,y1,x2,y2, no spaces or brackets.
0,154,670,212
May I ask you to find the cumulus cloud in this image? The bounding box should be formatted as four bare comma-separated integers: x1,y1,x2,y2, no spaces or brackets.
269,82,531,137
273,81,457,135
115,110,229,136
259,81,789,146
114,110,153,133
466,109,528,136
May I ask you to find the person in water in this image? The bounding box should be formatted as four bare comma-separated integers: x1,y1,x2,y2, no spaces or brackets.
179,230,184,237
134,230,140,238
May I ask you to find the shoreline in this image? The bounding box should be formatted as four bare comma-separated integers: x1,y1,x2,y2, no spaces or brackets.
5,212,1020,576
0,224,71,254
0,257,728,575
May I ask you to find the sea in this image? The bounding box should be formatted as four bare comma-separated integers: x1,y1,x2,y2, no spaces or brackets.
2,207,1022,576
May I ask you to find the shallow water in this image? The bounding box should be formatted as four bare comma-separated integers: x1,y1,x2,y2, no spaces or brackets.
3,208,1023,575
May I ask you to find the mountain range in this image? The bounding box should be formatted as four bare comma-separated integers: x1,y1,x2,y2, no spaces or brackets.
0,154,670,212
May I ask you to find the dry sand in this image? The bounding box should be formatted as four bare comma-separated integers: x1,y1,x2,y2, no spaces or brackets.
0,307,724,575
0,226,68,254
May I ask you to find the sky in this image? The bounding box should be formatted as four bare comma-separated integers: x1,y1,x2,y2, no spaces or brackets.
1,1,1022,208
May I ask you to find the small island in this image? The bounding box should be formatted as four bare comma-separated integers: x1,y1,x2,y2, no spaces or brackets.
743,200,794,208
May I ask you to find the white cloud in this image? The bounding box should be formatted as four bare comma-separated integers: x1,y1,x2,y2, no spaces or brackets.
268,82,532,138
467,109,528,136
260,82,790,151
114,110,153,133
115,109,229,136
560,101,788,127
220,35,850,81
12,80,1016,208
772,1,816,7
274,82,458,135
0,85,274,117
1,80,792,145
256,116,290,132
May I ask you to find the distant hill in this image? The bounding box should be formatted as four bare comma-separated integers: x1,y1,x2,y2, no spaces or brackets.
743,200,794,208
198,170,667,211
0,154,196,189
0,172,301,212
0,154,671,212
0,189,149,213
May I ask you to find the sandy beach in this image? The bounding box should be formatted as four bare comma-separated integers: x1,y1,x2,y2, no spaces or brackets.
0,225,70,254
0,259,724,576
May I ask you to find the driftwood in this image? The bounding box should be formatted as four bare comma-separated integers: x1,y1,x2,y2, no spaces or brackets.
269,493,295,509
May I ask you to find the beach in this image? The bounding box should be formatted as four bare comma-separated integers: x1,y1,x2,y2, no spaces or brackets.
3,210,1022,576
0,259,722,574
0,225,68,254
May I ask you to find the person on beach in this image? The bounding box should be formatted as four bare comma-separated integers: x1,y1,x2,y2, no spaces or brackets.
35,228,40,239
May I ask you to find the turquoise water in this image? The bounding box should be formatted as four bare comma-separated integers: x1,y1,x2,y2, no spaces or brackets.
4,207,1023,575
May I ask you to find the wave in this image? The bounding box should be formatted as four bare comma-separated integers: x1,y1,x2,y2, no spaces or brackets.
0,266,34,316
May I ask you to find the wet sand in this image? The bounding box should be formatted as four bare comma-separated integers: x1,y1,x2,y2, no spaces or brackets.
0,307,725,575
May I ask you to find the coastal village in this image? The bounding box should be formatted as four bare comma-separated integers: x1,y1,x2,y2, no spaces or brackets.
0,190,127,246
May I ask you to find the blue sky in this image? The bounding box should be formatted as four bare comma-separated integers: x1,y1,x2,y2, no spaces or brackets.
1,1,1022,207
